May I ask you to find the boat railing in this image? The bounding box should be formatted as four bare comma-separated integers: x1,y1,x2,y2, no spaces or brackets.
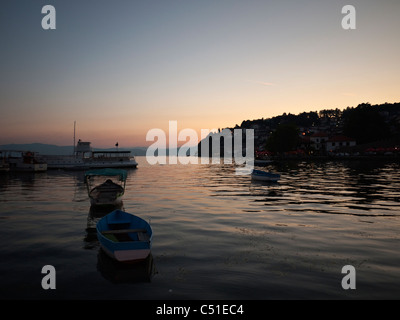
91,151,132,159
42,154,75,160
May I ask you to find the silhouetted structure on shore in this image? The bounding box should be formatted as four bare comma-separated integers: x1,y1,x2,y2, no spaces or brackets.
198,102,400,159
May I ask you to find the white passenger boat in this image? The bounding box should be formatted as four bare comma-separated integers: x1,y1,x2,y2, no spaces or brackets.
42,140,138,170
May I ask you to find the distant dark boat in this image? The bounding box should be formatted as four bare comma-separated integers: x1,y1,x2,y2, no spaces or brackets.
97,210,152,263
251,169,280,182
85,168,127,206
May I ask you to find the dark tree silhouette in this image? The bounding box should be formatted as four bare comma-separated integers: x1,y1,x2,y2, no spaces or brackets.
343,103,391,144
265,123,300,153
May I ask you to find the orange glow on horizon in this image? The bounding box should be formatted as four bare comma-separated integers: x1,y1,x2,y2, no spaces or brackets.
1,95,399,148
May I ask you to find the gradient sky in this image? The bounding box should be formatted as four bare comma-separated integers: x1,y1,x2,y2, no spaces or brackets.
1,0,399,147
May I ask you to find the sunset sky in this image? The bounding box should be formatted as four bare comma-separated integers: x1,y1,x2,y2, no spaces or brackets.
1,0,399,147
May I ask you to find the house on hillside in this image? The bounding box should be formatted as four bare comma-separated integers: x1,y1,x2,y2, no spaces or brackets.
310,132,330,152
309,132,356,154
326,136,356,152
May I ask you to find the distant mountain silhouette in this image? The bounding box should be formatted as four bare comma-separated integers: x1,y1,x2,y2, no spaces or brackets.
0,143,73,155
0,143,148,156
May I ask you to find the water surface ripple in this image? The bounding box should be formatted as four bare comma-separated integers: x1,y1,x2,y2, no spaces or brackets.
0,158,399,299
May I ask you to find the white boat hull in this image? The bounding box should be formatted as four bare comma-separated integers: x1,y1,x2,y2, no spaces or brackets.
9,162,47,172
44,157,138,170
101,246,151,262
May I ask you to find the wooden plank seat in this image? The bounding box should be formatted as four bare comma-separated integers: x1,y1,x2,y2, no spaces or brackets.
102,228,150,242
101,228,147,235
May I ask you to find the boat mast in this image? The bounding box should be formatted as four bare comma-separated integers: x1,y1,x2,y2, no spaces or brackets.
73,121,76,156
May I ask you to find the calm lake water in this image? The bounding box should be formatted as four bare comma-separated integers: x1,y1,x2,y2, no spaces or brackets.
0,156,400,299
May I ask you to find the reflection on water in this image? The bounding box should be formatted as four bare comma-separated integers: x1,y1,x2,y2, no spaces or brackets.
97,251,156,284
0,158,400,299
85,202,125,242
236,161,400,217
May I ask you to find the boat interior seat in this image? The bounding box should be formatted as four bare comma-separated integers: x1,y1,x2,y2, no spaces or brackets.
104,230,149,243
104,234,119,242
106,215,131,225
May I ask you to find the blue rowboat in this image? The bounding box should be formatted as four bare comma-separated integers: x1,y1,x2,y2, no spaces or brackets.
251,169,280,182
96,210,152,263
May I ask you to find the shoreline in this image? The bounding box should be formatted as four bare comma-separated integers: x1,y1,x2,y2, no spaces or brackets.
266,154,400,163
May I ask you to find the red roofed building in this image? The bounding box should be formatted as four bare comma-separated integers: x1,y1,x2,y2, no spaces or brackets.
310,132,329,152
310,132,356,153
326,135,356,152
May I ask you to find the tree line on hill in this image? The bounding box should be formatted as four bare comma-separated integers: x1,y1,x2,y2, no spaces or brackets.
235,102,400,154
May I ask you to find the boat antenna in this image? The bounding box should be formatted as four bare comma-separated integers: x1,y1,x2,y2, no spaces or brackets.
73,121,76,156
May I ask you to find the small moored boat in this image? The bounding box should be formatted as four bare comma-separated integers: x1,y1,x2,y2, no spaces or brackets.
85,168,127,206
6,151,47,172
96,210,152,263
251,169,280,182
0,152,10,173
